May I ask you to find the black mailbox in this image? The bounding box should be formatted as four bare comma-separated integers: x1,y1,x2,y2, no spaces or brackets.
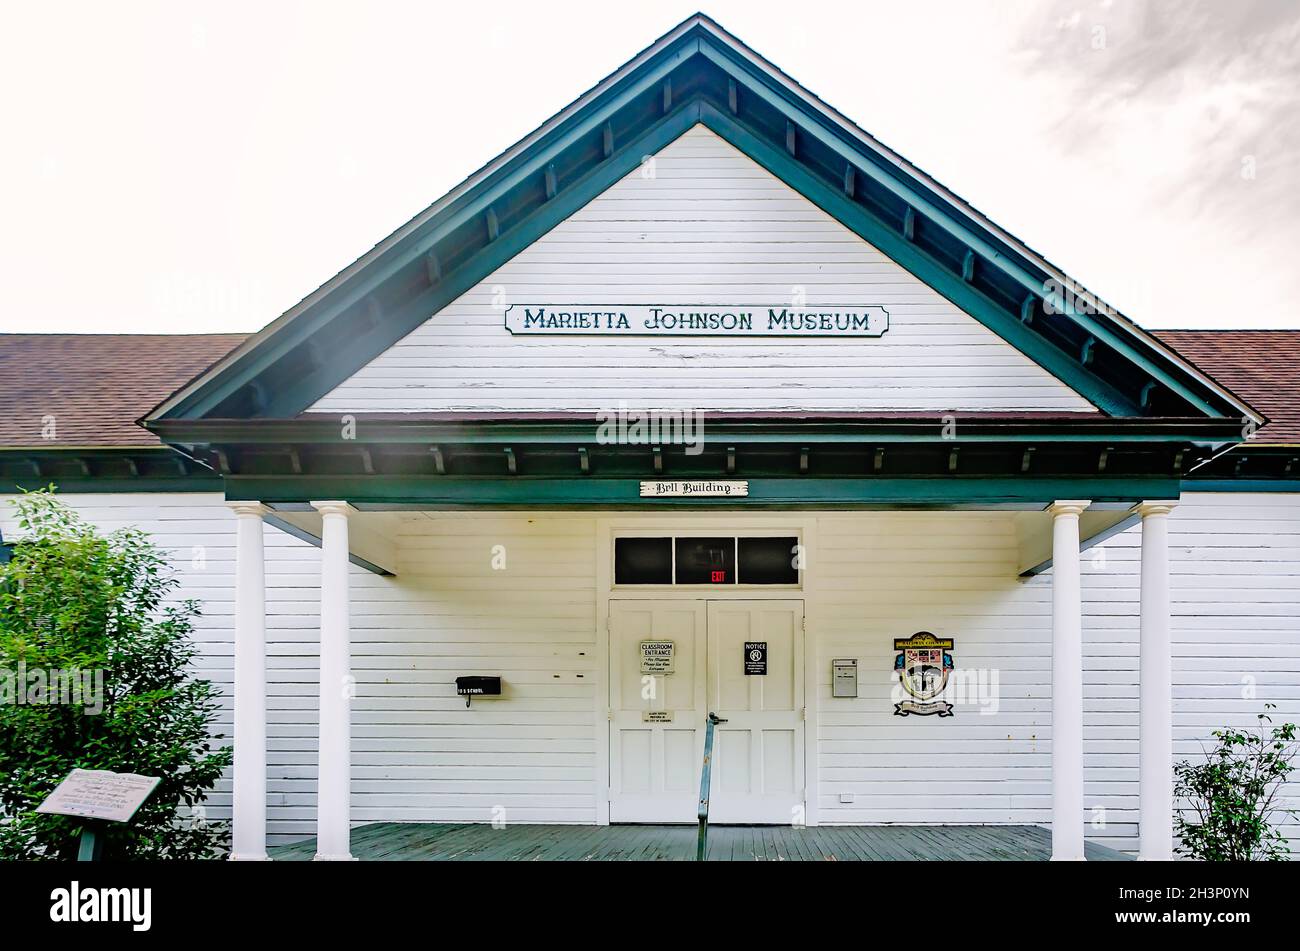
456,676,502,707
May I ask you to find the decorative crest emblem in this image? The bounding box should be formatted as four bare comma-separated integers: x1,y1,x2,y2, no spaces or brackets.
893,632,955,717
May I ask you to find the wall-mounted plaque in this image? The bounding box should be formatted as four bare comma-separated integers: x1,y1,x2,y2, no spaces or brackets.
832,658,858,698
639,640,675,674
892,632,955,717
744,642,767,676
642,710,674,723
640,480,748,498
504,304,889,338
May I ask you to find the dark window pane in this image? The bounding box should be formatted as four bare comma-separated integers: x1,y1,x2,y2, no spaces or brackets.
738,536,800,584
614,537,672,584
674,537,735,585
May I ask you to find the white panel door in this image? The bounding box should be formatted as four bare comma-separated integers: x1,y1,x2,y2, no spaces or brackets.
608,600,706,822
706,600,805,824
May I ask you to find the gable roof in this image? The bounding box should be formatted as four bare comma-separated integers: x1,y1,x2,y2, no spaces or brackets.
0,334,246,448
1154,330,1300,444
146,14,1259,428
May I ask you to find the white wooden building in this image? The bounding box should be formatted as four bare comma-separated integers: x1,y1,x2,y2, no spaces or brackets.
2,15,1297,860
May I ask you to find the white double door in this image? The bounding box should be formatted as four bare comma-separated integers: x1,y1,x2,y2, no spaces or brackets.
608,599,804,824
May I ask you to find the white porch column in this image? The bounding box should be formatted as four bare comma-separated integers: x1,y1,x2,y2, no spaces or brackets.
1049,500,1090,861
228,501,269,861
1137,500,1177,860
311,501,354,860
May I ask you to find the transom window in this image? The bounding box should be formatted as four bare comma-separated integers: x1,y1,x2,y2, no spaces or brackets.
614,535,800,586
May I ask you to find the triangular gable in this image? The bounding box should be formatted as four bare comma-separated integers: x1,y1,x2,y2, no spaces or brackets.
312,126,1096,415
147,14,1260,427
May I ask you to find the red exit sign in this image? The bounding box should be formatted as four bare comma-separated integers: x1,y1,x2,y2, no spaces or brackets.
711,570,727,583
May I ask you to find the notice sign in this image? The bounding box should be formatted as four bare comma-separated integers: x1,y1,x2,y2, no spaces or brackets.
504,304,889,338
35,769,161,823
744,642,768,676
640,640,675,675
640,480,749,498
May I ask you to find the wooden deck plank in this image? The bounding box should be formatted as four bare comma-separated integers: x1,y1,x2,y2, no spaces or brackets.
559,822,608,861
794,825,819,861
269,822,1134,862
846,825,893,860
769,825,791,861
762,827,778,861
735,826,752,861
618,824,659,861
798,826,831,860
776,826,800,861
727,826,743,862
613,824,655,861
834,825,881,860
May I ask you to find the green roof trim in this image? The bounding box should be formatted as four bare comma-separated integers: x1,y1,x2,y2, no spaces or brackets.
146,15,1259,429
0,448,222,495
0,439,1289,499
148,414,1247,446
1186,480,1300,493
224,474,1180,509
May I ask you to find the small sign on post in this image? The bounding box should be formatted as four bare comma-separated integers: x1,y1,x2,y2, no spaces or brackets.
36,769,161,861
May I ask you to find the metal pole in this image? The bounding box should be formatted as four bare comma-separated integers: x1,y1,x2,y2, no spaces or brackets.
77,822,104,861
696,712,726,861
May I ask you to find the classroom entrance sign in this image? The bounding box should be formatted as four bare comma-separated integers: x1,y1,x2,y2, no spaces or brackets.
639,640,676,675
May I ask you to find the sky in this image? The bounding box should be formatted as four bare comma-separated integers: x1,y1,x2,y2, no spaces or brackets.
1,0,1296,334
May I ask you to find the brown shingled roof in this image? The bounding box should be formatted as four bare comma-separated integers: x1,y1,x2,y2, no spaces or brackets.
0,334,248,448
1153,330,1300,444
0,329,1296,449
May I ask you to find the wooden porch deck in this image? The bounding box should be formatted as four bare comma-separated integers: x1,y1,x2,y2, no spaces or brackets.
270,822,1132,861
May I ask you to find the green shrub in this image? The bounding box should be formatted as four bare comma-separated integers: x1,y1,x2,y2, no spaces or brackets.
1174,705,1297,861
0,490,232,859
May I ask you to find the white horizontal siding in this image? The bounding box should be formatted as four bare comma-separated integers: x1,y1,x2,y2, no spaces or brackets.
0,497,601,841
813,497,1300,856
0,493,335,843
5,491,1297,858
312,126,1096,415
1077,492,1300,854
811,512,1056,827
347,514,598,827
